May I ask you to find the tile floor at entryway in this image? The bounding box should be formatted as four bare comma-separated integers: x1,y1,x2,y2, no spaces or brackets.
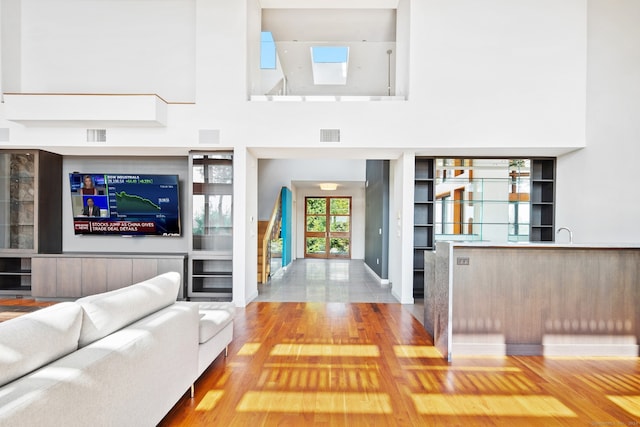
255,258,425,326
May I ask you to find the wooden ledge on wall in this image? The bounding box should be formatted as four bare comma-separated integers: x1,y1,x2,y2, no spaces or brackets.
2,93,169,127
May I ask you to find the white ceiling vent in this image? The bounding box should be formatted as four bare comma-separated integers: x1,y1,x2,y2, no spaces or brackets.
87,129,107,142
320,128,340,142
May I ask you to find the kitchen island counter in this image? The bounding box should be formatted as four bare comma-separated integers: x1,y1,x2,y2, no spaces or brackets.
424,242,640,360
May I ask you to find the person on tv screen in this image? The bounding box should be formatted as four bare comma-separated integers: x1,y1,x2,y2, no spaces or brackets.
82,197,101,217
81,175,98,195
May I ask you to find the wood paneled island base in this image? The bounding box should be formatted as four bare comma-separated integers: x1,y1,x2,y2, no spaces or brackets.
425,242,640,360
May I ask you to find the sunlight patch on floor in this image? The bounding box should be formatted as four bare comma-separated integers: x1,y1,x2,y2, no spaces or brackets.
606,395,640,417
411,394,577,417
270,343,380,357
196,390,224,411
400,365,522,372
394,345,443,359
236,391,392,414
237,343,262,356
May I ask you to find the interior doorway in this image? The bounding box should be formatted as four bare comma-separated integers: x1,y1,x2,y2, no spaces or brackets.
304,196,351,259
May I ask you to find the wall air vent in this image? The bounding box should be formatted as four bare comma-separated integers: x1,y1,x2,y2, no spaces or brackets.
320,129,340,142
199,129,220,145
87,129,107,142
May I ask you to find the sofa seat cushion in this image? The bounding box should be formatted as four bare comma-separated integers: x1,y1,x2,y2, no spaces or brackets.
76,271,181,347
0,302,83,387
198,302,235,344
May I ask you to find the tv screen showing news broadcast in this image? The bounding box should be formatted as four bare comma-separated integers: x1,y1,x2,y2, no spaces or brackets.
69,173,181,236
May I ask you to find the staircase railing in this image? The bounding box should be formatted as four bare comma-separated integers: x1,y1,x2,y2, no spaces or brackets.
261,188,283,284
266,77,288,96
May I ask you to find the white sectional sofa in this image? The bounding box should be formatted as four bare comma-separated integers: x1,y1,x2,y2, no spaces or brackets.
0,272,235,427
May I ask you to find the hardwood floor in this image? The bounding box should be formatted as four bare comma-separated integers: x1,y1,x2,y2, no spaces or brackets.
160,302,640,426
0,298,55,322
2,297,639,425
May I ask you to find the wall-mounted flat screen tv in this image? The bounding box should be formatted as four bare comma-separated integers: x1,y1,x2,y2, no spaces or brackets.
69,173,181,236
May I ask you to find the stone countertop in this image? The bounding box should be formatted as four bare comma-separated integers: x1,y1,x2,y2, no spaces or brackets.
437,241,640,249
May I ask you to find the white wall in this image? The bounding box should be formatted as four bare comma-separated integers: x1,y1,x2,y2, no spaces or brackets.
2,0,587,153
18,0,195,102
408,0,587,150
243,149,259,305
5,0,586,152
394,152,415,304
395,0,410,97
555,0,640,244
388,154,408,302
247,0,264,96
0,0,21,94
258,158,366,219
196,0,247,109
239,0,588,154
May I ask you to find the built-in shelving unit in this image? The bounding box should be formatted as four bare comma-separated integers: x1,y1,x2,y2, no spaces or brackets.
0,150,62,296
530,158,555,242
190,256,233,301
188,151,233,301
413,157,435,298
0,256,32,296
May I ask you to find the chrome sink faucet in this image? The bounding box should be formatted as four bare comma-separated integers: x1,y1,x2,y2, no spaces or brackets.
557,227,573,244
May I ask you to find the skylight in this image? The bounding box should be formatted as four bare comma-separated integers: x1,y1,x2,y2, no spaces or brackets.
311,46,349,85
312,46,349,63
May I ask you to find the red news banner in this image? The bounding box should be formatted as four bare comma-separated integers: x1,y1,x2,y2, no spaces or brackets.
74,221,157,233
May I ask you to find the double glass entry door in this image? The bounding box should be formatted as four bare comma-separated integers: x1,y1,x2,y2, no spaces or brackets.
305,196,351,259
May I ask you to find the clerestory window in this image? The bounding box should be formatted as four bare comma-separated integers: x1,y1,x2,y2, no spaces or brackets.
260,31,276,69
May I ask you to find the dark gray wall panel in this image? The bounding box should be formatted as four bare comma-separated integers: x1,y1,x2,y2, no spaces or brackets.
364,160,389,279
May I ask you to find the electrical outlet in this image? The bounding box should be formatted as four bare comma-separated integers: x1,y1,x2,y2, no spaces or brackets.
457,257,470,266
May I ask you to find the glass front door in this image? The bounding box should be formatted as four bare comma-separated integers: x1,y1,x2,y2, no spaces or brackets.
305,196,351,259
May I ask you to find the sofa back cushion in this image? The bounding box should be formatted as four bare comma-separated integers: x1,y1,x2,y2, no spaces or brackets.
0,302,83,387
76,271,181,347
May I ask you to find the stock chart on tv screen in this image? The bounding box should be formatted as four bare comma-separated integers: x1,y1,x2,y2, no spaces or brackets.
69,173,181,236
